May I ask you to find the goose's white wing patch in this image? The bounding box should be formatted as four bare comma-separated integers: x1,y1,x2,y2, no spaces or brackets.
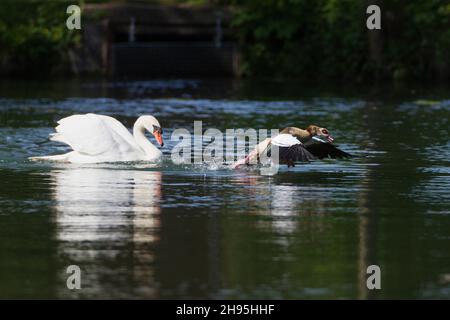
271,134,301,147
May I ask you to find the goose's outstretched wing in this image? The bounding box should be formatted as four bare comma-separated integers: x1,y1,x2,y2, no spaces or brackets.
270,134,315,167
304,137,352,159
277,144,316,163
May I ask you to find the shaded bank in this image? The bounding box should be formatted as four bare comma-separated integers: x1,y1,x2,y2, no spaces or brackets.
231,0,450,82
0,0,449,82
0,0,79,76
72,2,238,77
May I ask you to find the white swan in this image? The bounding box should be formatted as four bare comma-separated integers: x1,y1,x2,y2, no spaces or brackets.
30,113,164,163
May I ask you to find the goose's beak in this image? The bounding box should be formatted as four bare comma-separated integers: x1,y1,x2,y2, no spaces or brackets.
327,135,334,143
154,132,164,147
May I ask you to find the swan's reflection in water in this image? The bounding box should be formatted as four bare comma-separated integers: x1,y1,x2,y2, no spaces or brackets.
50,168,161,298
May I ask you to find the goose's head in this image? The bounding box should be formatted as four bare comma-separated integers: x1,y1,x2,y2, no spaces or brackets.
138,115,164,147
306,125,334,143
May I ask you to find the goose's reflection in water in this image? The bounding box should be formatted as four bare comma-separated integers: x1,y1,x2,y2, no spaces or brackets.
234,174,337,235
50,167,162,298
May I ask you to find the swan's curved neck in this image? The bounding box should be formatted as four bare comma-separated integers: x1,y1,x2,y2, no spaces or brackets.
133,119,159,157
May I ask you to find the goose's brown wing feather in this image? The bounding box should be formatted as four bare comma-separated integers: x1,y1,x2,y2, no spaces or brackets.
305,143,352,159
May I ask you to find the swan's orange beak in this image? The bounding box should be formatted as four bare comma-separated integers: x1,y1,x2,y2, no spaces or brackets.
153,131,164,147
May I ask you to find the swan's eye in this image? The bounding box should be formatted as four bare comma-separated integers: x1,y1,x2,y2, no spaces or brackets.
153,125,161,133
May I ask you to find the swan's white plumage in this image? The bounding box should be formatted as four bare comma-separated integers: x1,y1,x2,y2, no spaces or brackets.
31,113,162,163
54,114,140,156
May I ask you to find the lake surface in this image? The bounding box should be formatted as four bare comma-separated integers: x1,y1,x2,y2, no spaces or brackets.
0,79,449,299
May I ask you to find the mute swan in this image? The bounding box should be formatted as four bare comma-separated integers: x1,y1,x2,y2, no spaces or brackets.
30,113,164,164
233,125,351,168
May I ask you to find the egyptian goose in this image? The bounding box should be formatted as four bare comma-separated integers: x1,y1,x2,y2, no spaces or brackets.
232,125,351,168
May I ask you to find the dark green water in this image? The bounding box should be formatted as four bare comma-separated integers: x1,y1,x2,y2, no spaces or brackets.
0,79,449,299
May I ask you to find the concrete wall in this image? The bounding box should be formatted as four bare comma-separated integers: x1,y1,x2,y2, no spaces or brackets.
72,3,238,77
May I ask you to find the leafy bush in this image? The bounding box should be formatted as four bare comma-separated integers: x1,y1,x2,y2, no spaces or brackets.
230,0,450,81
0,0,448,81
0,0,80,76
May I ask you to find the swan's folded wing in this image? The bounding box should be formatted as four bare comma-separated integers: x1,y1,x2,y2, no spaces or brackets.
54,114,138,156
94,114,141,150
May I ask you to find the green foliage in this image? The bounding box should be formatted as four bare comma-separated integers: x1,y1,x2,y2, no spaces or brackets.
0,0,448,81
230,0,450,81
0,0,81,76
